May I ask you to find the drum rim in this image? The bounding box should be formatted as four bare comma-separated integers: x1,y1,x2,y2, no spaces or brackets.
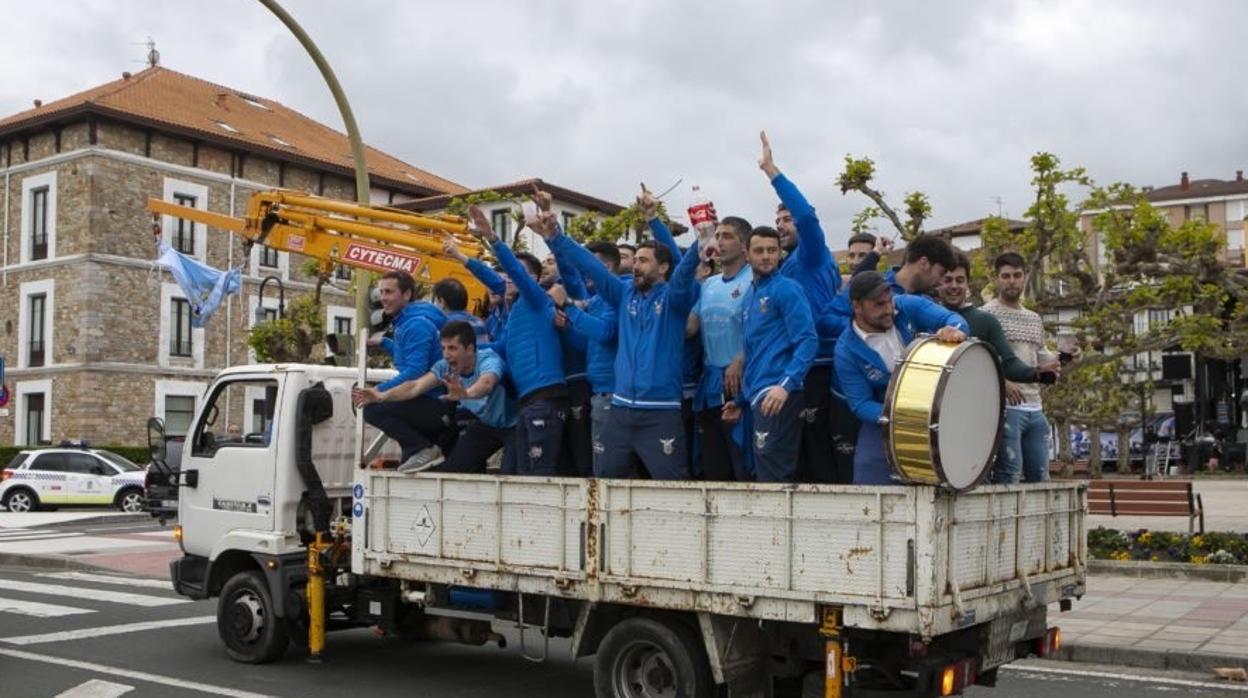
883,336,1006,492
927,338,1006,492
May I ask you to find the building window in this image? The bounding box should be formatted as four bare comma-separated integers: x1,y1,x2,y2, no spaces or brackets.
30,187,49,261
261,307,278,324
334,316,353,336
164,395,197,437
171,298,193,357
172,193,197,254
491,209,512,242
334,264,352,281
24,393,46,446
260,246,280,269
561,211,575,231
27,293,46,367
1186,204,1208,221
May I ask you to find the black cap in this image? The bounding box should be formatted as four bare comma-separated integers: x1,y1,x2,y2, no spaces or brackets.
848,270,891,301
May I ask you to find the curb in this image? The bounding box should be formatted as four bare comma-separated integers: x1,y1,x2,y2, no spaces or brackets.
1058,641,1248,672
1089,559,1248,582
37,513,156,529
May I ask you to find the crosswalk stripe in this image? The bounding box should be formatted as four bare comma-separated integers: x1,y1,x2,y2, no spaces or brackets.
0,596,95,618
0,615,215,645
55,679,135,698
0,532,85,542
0,580,186,607
37,572,172,590
0,646,279,697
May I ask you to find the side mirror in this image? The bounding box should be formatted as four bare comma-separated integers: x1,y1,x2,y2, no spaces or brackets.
147,417,168,464
180,469,199,488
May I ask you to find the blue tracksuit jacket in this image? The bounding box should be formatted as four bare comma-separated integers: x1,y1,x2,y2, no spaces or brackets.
549,232,701,410
736,270,818,407
377,301,446,391
773,173,843,365
488,240,565,400
833,294,969,425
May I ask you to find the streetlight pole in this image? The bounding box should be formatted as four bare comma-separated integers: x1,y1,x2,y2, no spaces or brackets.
256,0,371,664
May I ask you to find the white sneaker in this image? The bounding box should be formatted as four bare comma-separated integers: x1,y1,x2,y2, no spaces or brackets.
398,446,445,473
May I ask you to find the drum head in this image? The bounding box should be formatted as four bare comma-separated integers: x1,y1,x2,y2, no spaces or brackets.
933,342,1003,490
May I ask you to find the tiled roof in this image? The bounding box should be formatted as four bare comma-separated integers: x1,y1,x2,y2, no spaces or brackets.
400,177,624,215
0,66,467,196
926,217,1028,237
1145,177,1248,203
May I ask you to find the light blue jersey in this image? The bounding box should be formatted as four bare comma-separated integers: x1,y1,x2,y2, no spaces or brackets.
694,265,752,368
431,348,516,429
691,264,751,410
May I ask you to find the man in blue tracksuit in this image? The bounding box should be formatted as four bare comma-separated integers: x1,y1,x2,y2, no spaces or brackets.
547,251,594,477
464,206,566,476
543,217,701,480
363,271,456,469
722,226,817,483
758,132,844,484
551,241,620,471
834,271,968,485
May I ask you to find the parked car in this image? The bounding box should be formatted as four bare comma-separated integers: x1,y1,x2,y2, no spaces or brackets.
0,445,147,513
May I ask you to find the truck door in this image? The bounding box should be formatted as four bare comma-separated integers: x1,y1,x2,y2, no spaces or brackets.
180,376,281,556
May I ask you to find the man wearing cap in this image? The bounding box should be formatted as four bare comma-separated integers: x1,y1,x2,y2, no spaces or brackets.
834,271,969,485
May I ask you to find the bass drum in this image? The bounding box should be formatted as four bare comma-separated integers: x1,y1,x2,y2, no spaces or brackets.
882,337,1004,491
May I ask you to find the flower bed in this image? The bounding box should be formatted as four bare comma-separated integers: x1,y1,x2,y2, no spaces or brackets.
1089,527,1248,565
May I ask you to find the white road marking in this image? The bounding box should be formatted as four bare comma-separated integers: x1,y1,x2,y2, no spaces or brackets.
38,572,172,590
0,646,278,698
0,596,95,618
1002,663,1248,691
0,531,85,542
0,615,215,645
55,679,135,698
0,580,186,607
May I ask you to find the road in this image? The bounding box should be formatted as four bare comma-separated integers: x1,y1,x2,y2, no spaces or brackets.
0,564,1246,697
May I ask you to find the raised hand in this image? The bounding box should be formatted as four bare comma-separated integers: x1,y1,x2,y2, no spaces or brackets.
531,183,553,213
759,130,779,178
466,204,499,244
637,182,659,221
876,235,895,254
530,210,558,240
442,233,469,263
441,374,469,402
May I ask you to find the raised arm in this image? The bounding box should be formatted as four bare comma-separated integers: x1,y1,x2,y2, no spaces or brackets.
548,231,626,307
444,233,506,295
552,245,589,301
638,184,682,262
760,131,837,280
666,240,702,316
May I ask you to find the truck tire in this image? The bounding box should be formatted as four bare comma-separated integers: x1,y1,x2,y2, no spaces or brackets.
217,570,290,664
594,616,713,698
2,488,39,513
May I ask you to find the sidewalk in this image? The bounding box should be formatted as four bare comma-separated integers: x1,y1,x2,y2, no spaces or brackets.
1055,573,1248,671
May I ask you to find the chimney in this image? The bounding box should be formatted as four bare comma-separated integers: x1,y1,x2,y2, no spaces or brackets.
1238,170,1244,183
1180,171,1189,191
215,93,228,109
122,71,131,80
32,99,42,108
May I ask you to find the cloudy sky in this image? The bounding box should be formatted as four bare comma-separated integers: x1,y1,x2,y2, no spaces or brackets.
2,0,1245,248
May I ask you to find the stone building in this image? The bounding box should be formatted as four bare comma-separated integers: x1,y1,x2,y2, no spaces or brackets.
0,66,466,446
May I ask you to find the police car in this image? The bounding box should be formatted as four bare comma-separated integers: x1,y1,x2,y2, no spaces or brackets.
0,445,147,513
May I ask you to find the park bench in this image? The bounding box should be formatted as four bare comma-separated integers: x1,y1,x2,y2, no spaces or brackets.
1087,479,1205,533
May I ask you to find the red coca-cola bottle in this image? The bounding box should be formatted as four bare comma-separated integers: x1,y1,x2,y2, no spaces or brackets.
687,185,719,258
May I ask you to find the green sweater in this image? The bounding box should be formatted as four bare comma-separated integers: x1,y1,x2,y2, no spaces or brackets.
954,305,1037,383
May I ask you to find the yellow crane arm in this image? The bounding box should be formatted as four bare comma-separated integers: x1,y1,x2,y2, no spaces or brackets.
147,190,492,307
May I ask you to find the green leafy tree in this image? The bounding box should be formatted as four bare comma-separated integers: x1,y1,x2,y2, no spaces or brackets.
837,156,931,242
247,294,325,363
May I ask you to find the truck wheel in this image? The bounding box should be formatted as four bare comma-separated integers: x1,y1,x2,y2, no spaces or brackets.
594,616,713,698
217,571,290,664
116,488,145,513
2,488,39,513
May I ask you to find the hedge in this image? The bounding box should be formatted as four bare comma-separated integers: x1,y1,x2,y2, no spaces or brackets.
0,445,151,468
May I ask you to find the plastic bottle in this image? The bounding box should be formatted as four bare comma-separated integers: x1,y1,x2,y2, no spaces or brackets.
687,185,719,258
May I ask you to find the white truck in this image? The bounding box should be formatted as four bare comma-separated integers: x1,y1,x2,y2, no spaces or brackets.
166,364,1087,698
